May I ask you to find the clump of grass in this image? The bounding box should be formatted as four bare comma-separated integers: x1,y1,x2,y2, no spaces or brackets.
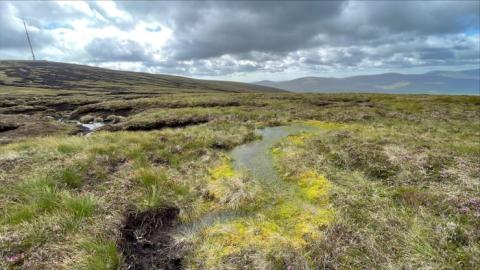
57,167,84,188
135,166,190,209
279,120,480,269
62,193,98,220
204,157,264,210
324,140,401,182
77,239,121,270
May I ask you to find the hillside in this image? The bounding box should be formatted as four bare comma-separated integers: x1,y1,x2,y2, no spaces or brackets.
0,60,283,93
256,69,480,95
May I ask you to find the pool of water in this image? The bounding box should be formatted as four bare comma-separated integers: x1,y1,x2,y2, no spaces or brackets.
231,124,318,189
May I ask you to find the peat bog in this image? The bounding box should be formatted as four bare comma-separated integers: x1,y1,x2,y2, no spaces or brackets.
0,61,479,269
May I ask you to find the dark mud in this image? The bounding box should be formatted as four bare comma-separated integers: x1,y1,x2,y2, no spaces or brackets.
70,107,133,120
309,100,335,107
0,123,20,132
0,105,48,114
105,117,210,132
119,207,183,270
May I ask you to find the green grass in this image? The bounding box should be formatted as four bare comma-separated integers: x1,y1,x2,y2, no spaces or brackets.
1,88,479,269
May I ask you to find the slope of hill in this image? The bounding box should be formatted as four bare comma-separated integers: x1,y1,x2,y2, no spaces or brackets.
0,60,283,93
256,69,480,95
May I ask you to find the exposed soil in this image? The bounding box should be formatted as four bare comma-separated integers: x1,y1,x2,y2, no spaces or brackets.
0,122,20,132
104,117,210,132
0,114,77,144
70,107,133,120
119,207,183,270
0,105,48,114
47,103,83,111
309,100,335,107
126,118,210,131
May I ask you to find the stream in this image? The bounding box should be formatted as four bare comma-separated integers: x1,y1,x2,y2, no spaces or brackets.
177,124,318,234
231,124,318,189
74,121,106,134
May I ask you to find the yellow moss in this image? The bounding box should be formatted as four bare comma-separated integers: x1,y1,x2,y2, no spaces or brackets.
208,157,235,182
194,198,334,266
286,132,313,146
297,171,332,203
271,147,282,155
205,157,237,206
303,120,344,129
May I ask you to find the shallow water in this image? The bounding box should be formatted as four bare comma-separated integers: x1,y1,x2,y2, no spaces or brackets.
74,121,106,133
177,124,318,234
80,121,105,131
231,124,317,189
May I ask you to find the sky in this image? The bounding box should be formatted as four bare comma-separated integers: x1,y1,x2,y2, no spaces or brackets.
0,0,479,82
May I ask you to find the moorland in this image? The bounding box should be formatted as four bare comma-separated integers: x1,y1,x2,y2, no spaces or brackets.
0,61,479,269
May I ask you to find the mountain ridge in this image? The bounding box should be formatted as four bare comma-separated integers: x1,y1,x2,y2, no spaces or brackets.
255,69,480,95
0,60,284,93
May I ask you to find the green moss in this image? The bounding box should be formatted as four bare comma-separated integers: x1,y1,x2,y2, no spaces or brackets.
208,157,236,181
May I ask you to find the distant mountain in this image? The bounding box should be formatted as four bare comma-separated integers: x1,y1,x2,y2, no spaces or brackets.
256,69,480,95
0,60,283,93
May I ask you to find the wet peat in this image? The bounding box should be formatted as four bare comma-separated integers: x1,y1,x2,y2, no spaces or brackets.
119,207,183,270
0,123,20,132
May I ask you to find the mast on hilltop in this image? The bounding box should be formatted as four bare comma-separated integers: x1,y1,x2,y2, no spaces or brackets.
23,19,36,61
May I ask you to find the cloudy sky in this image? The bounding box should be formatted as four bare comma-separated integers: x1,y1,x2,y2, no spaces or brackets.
0,1,479,81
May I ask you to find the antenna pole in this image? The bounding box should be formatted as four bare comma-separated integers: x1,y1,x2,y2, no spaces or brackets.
23,19,35,61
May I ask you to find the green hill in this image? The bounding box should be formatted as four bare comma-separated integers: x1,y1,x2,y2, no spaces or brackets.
0,60,283,93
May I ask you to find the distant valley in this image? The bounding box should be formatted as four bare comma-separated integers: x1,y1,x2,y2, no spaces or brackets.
256,69,480,95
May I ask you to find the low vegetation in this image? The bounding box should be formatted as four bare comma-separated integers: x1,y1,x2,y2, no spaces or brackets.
0,62,479,269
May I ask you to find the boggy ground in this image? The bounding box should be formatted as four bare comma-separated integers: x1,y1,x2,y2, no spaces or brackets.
0,89,479,269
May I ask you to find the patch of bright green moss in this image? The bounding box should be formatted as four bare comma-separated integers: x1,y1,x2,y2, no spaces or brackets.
193,199,333,268
296,171,331,203
303,120,345,129
208,157,236,181
286,132,313,146
206,156,236,202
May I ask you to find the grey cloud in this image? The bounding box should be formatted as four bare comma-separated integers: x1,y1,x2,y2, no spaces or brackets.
115,0,478,63
361,1,479,34
0,2,53,50
0,0,479,78
417,48,455,60
117,1,347,60
85,38,150,62
9,1,90,29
